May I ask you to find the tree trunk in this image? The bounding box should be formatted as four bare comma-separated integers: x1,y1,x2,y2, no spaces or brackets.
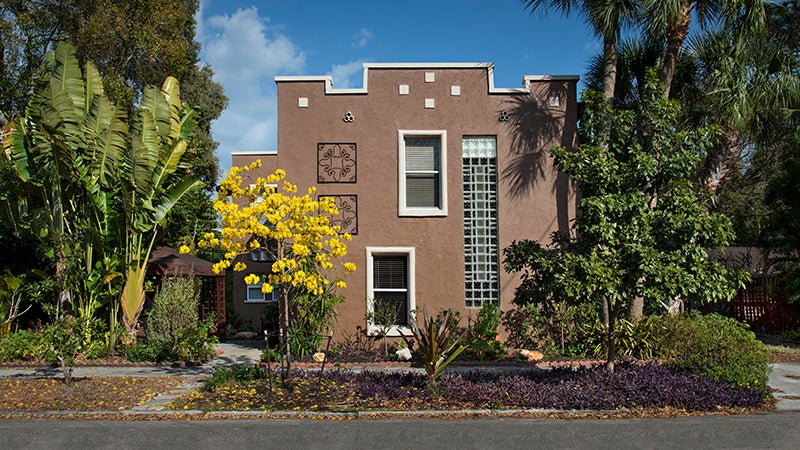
280,284,291,381
659,5,693,98
602,35,618,104
701,128,741,194
628,296,643,324
605,296,616,373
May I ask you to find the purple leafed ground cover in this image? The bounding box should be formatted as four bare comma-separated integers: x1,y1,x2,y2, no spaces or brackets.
320,363,764,411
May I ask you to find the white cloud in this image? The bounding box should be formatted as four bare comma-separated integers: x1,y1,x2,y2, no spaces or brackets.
352,28,373,48
329,60,366,89
198,5,306,175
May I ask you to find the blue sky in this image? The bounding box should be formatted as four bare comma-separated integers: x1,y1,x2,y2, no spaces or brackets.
196,0,597,174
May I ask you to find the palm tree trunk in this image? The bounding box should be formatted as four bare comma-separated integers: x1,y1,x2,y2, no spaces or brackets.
602,36,618,104
659,5,693,98
701,128,741,194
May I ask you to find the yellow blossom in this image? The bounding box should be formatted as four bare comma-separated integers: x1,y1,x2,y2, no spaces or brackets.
261,283,274,294
244,274,260,285
233,262,247,272
179,245,191,254
343,262,356,273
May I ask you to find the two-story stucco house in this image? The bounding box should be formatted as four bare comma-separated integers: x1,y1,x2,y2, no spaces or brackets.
230,63,579,339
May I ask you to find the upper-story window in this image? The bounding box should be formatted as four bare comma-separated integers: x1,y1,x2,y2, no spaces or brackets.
398,130,448,217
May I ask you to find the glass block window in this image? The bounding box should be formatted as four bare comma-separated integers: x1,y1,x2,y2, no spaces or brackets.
463,136,499,307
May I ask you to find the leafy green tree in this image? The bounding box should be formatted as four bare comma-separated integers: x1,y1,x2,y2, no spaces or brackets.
504,77,747,371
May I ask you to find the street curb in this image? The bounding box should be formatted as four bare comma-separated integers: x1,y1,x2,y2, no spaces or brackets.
0,407,635,420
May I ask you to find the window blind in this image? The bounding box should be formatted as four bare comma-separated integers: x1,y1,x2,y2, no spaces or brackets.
405,138,441,207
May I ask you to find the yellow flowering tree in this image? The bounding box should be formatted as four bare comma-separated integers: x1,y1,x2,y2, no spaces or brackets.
192,161,356,368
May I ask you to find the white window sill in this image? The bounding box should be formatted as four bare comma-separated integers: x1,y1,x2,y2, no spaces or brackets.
398,207,447,217
367,324,413,337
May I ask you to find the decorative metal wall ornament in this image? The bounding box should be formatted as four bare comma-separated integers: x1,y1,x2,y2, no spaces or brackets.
317,143,357,183
343,111,354,123
319,195,358,235
498,111,510,122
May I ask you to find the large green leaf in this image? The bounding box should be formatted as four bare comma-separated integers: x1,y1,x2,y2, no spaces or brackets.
83,61,105,114
153,177,205,225
49,43,85,113
3,120,33,181
160,76,183,139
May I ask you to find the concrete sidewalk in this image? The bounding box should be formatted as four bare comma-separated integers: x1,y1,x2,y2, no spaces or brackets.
769,363,800,411
0,340,263,379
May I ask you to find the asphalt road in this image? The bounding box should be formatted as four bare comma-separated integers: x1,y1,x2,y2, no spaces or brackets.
2,411,799,449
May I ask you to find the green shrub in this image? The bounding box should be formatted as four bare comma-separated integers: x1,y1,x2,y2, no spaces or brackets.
84,339,112,360
584,316,661,360
287,291,343,358
44,316,83,384
501,302,595,357
465,304,507,360
0,330,48,361
124,341,158,362
145,275,218,362
204,365,268,392
655,312,770,394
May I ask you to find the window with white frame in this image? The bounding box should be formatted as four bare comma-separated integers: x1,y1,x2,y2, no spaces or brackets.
463,136,499,307
366,247,415,336
398,130,447,216
245,278,279,303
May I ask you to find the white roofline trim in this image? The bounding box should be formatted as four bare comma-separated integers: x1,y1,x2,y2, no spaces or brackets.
363,62,493,69
231,150,278,156
274,63,578,95
524,75,581,81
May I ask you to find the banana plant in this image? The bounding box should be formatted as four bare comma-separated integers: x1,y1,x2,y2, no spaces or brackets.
1,42,126,318
117,77,204,337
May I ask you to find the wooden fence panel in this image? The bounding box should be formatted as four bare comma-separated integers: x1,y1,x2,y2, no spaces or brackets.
703,276,800,333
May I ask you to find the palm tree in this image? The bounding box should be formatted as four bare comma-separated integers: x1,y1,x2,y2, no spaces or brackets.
521,0,640,102
685,30,800,192
642,0,768,98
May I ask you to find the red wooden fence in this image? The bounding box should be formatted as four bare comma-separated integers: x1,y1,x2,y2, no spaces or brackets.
702,275,800,333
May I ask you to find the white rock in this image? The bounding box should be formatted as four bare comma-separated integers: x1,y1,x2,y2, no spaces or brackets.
396,347,412,361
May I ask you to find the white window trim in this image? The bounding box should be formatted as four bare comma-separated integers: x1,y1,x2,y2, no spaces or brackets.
366,247,415,337
398,130,447,217
244,281,279,304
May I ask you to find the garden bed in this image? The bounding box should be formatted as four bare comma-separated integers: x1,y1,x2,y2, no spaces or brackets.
169,363,768,414
0,376,182,411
